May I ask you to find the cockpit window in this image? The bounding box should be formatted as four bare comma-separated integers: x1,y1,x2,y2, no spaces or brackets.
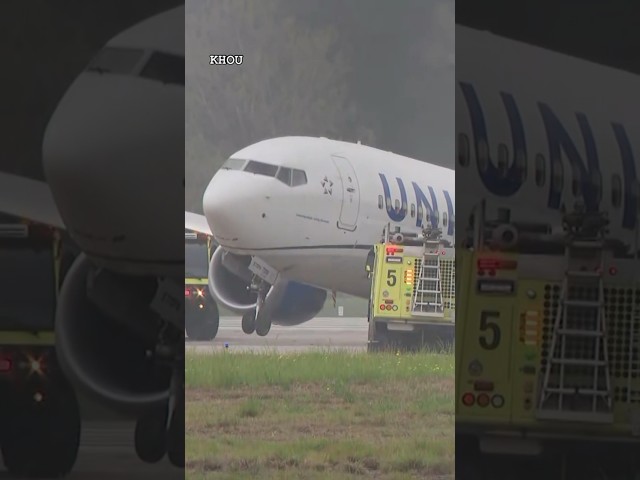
244,160,279,177
139,51,184,86
86,47,144,75
291,169,307,186
85,47,185,87
276,167,292,185
233,160,307,186
221,158,246,170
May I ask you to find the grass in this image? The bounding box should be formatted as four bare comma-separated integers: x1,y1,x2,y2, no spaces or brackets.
186,350,454,479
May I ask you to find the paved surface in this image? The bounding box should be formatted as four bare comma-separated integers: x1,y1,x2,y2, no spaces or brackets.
188,316,369,353
187,316,454,353
0,422,182,479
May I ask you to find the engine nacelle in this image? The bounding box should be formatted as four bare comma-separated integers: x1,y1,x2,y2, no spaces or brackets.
55,254,172,415
270,281,327,326
207,247,327,324
207,247,256,312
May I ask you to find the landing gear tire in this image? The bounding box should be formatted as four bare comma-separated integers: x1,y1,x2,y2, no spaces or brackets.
242,311,256,334
1,381,81,478
185,300,219,341
255,315,271,336
167,394,185,467
134,403,168,464
253,291,271,337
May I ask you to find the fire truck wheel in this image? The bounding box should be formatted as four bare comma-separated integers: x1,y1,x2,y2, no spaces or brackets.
167,394,185,467
1,383,81,478
186,301,220,341
368,321,395,352
367,332,389,352
241,311,256,334
455,436,482,480
134,403,168,464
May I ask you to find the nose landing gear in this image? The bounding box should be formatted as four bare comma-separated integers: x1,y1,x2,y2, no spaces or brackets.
133,342,184,468
241,278,272,336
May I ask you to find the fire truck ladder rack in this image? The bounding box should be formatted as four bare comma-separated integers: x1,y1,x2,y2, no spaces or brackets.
537,207,614,423
411,226,445,318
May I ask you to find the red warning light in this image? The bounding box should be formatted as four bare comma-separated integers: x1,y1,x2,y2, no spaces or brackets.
477,258,517,271
0,356,12,373
609,266,618,276
185,288,191,297
462,393,475,406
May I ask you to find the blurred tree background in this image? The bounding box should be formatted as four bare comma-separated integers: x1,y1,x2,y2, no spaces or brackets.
185,0,454,212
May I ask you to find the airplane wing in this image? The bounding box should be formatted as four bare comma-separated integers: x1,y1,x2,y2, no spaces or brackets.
185,211,212,236
0,172,65,229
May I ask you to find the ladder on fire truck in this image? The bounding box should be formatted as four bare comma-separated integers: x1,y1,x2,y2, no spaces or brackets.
411,225,445,318
537,205,614,423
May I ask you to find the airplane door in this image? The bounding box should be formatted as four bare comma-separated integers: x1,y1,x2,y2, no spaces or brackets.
331,155,360,231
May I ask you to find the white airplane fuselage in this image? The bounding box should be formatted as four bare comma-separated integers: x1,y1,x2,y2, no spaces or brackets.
42,7,185,278
0,6,187,467
456,25,640,250
202,137,455,298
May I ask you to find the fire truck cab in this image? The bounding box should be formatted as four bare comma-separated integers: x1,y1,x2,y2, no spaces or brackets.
0,215,81,478
184,230,219,341
366,224,455,352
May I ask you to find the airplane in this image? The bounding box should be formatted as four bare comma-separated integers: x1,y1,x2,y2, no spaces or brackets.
0,6,185,468
455,25,640,253
185,136,455,336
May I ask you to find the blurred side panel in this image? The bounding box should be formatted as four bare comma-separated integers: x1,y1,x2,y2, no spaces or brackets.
0,1,185,478
456,1,640,478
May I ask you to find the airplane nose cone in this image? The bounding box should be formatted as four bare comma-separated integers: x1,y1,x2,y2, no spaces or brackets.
203,172,252,245
42,74,184,274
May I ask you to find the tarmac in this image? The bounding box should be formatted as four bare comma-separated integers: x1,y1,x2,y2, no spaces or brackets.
187,316,370,353
0,422,181,479
186,315,454,353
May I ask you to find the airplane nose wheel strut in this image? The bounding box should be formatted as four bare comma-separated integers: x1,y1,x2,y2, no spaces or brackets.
242,279,272,336
133,344,184,468
166,358,185,467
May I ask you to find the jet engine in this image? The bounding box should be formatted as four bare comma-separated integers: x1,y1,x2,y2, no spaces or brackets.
55,253,173,415
207,247,327,325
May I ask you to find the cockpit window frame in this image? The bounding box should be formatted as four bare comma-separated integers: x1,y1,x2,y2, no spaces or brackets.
86,46,147,76
221,158,247,171
290,169,307,187
276,167,293,185
85,46,185,86
243,160,279,177
222,157,308,187
139,50,185,86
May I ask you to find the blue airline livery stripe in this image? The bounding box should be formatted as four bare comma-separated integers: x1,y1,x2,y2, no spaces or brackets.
459,81,638,229
378,173,455,236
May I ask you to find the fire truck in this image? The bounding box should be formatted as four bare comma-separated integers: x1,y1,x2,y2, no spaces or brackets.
184,230,219,341
456,200,640,477
0,215,81,478
365,224,455,352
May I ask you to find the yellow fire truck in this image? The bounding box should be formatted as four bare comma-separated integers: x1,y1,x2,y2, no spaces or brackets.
456,201,640,477
0,215,81,478
184,230,219,341
366,224,455,351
